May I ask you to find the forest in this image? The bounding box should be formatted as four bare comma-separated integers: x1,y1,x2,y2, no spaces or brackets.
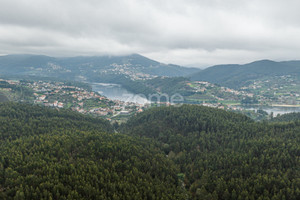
271,112,300,122
122,105,300,200
0,103,186,200
0,92,9,102
0,102,300,199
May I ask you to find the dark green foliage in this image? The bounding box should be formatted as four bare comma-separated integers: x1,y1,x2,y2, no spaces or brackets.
122,105,300,199
2,102,300,199
190,60,300,88
271,112,300,122
0,102,112,140
0,92,9,102
0,103,186,199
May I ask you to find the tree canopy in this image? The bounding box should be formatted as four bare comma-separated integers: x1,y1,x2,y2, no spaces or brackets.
122,105,300,200
0,102,186,200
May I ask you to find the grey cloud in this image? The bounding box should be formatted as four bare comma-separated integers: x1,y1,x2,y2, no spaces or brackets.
0,0,300,66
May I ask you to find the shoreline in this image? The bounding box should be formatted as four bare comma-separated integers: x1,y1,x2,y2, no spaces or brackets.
235,103,300,108
271,104,300,108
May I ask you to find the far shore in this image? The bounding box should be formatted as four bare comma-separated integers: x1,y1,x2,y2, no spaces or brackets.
271,104,300,108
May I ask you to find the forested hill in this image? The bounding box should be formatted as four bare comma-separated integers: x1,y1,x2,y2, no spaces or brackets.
123,104,253,137
122,105,300,199
271,112,300,122
0,103,186,199
189,60,300,88
0,92,9,102
0,54,199,78
2,102,300,199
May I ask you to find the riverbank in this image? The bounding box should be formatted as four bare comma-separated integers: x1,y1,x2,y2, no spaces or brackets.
271,104,300,108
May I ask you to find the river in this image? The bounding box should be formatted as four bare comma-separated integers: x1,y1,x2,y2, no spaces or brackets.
90,82,300,115
90,82,150,104
240,105,300,116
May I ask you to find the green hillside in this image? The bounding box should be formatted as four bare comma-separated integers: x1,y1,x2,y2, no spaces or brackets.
2,102,300,199
190,60,300,88
0,92,9,102
271,112,300,122
145,77,192,96
0,103,186,200
122,105,300,199
0,54,199,78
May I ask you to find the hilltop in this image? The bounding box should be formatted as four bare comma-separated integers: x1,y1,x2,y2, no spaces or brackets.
0,102,186,199
0,54,199,80
122,105,300,199
1,102,300,199
189,60,300,88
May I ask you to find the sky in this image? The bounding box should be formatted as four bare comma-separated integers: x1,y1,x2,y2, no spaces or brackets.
0,0,300,68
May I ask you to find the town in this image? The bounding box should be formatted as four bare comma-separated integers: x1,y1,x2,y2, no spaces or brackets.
1,75,300,122
185,76,300,108
0,78,148,121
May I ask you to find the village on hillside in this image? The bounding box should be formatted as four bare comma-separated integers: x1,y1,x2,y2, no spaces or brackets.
1,75,300,121
0,79,148,121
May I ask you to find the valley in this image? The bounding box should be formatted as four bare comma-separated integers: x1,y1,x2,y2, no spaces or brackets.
1,54,300,121
1,54,300,199
2,1,300,199
0,78,149,121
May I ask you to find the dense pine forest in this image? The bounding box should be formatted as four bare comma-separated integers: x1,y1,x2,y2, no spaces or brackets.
1,102,300,199
0,92,9,102
271,112,300,122
0,103,186,200
122,105,300,200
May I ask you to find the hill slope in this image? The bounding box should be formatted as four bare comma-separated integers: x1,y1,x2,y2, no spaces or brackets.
190,60,300,88
271,112,300,122
0,92,9,102
0,103,186,200
122,105,300,199
2,102,300,199
0,54,199,79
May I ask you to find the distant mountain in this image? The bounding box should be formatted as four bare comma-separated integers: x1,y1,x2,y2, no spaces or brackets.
189,60,300,88
0,54,200,79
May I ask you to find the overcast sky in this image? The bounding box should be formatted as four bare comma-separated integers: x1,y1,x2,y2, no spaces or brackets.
0,0,300,68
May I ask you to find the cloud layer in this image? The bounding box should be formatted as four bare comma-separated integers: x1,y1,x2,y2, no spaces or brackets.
1,0,300,67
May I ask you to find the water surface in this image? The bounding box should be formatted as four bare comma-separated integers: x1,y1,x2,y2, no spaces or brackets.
90,82,149,104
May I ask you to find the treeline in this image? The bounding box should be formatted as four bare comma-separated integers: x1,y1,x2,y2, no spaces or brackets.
1,102,300,199
0,102,186,200
0,92,9,102
0,81,34,101
271,112,300,122
122,105,300,200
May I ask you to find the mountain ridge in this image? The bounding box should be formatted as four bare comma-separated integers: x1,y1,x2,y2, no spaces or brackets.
189,59,300,88
0,53,200,78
